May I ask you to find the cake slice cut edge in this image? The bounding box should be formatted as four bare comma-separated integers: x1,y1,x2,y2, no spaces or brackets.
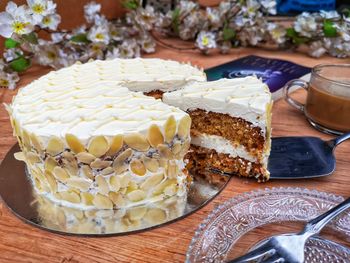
163,77,273,182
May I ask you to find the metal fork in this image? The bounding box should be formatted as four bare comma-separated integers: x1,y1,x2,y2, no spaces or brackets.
227,197,350,263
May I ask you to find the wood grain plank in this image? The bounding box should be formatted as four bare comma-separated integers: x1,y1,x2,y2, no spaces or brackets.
0,41,349,262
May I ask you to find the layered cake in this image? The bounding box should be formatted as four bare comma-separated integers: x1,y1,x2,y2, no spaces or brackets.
6,58,273,212
5,58,199,210
163,77,272,182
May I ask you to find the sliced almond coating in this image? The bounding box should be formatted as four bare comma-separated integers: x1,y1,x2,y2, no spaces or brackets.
147,124,164,147
143,157,159,173
177,115,191,139
92,193,113,209
127,207,147,221
64,158,79,177
164,115,176,143
106,135,123,156
119,174,131,188
59,191,81,203
144,208,166,224
180,139,191,156
65,134,85,154
126,181,138,193
124,133,150,152
158,158,167,168
90,159,112,169
109,192,125,207
130,159,146,176
66,178,91,192
30,133,44,153
88,136,109,157
140,173,164,191
109,176,121,192
34,178,43,192
166,160,179,179
45,171,57,193
76,152,96,164
157,144,174,159
14,152,25,161
172,142,182,155
152,179,177,196
46,136,64,156
127,189,146,202
113,148,132,174
81,165,94,180
44,157,58,173
96,175,109,195
22,129,31,149
26,152,40,164
101,167,114,176
164,184,178,196
81,192,94,205
53,166,69,183
57,210,66,227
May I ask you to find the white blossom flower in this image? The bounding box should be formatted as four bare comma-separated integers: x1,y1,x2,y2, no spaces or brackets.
206,7,221,28
51,32,65,43
34,41,63,68
27,0,57,24
139,36,156,53
294,12,317,37
0,2,34,38
106,47,120,60
196,31,216,53
134,6,156,31
179,0,197,17
218,1,232,17
3,48,23,62
87,43,105,60
260,0,277,15
0,69,19,90
39,13,61,30
84,1,101,23
108,25,122,41
267,23,286,44
88,23,110,44
309,41,327,57
320,10,340,19
242,0,261,18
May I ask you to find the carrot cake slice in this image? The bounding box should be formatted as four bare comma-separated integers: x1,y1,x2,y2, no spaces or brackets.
163,77,273,182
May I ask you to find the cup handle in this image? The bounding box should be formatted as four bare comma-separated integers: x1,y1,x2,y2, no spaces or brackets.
283,79,308,112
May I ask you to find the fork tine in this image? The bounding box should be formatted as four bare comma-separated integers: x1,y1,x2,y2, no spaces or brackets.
226,244,275,263
260,254,284,263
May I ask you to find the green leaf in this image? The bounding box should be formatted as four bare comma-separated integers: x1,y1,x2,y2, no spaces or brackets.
70,33,89,43
5,38,20,49
122,0,139,10
286,28,297,38
171,7,180,34
286,28,308,45
22,32,38,44
223,26,235,41
9,56,31,72
323,20,337,37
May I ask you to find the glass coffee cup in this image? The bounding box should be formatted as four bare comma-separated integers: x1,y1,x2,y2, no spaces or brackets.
284,64,350,135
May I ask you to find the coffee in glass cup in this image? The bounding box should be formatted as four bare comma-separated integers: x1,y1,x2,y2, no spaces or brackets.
284,64,350,135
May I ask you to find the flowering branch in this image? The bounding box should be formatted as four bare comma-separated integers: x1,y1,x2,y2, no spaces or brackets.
1,0,350,89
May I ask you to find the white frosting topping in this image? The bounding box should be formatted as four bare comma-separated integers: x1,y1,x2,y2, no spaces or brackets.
10,58,205,146
163,77,272,129
191,134,258,163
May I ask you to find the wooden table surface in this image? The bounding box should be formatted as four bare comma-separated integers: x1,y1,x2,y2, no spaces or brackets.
0,45,349,263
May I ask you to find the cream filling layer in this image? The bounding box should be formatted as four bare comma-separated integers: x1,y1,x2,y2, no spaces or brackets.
191,134,258,163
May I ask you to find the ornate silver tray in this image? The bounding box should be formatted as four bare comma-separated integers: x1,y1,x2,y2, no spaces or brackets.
186,187,350,263
0,144,229,236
